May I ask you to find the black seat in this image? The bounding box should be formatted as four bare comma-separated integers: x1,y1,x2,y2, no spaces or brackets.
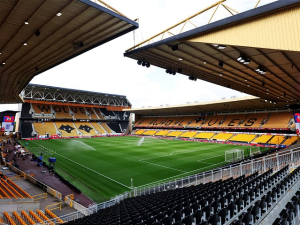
161,216,172,225
193,209,203,224
182,206,192,217
182,215,193,225
218,207,228,224
208,214,218,225
145,217,156,225
242,211,251,225
172,211,182,222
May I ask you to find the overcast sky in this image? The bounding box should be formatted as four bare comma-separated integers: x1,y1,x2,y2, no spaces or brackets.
0,0,277,112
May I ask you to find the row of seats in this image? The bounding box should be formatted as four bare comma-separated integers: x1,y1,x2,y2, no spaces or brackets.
65,166,291,225
1,209,63,225
33,122,113,137
273,166,300,225
0,173,32,199
135,112,293,129
29,103,128,120
134,130,297,146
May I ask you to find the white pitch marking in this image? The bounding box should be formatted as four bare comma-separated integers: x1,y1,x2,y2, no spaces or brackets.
139,159,186,172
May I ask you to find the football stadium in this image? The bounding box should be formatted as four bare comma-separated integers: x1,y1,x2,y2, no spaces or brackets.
0,0,300,224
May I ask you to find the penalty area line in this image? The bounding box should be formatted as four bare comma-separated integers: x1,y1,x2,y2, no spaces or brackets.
29,141,131,189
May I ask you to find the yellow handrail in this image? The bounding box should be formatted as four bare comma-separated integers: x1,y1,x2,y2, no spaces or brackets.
46,202,62,211
32,193,47,201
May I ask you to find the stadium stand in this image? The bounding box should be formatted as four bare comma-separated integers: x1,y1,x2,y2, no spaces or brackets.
170,116,196,128
200,115,226,128
212,132,233,141
162,117,183,127
64,166,292,225
33,122,57,136
21,210,36,225
101,123,113,133
152,117,170,127
73,122,97,136
91,122,107,134
252,134,274,144
120,122,128,132
143,130,157,136
262,112,293,129
55,122,78,137
179,131,198,138
31,103,52,115
52,105,73,119
70,106,90,120
107,123,122,133
93,108,106,120
114,111,129,121
166,131,183,137
273,167,300,225
86,107,100,120
239,113,268,128
186,116,207,128
134,117,147,127
229,134,257,143
155,130,170,136
134,130,145,135
218,114,247,128
194,132,215,139
100,108,116,117
283,136,298,146
268,135,286,145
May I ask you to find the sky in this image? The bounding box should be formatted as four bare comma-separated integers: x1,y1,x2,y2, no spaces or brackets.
0,0,277,112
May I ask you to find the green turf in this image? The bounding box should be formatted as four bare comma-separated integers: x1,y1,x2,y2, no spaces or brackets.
19,137,270,203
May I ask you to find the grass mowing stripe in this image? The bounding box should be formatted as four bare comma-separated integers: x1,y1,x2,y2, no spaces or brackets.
29,140,131,189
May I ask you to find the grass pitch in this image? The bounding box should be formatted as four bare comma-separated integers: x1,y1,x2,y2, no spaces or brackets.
19,136,270,203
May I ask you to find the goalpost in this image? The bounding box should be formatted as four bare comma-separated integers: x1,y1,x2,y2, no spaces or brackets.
225,149,244,162
249,146,261,157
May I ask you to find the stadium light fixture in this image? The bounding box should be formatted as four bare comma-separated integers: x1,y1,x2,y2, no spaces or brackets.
1,62,5,67
23,42,27,46
256,66,266,74
237,53,251,64
188,76,197,81
171,44,179,51
35,30,41,37
213,44,226,49
56,12,62,16
24,22,29,25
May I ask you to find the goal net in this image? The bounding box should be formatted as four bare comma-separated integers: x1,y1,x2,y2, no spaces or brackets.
225,149,244,162
250,146,261,156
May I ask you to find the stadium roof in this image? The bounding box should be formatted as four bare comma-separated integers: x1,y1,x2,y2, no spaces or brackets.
124,96,291,116
125,0,300,105
22,83,131,107
0,0,138,103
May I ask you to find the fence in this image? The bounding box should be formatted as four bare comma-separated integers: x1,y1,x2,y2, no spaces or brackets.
48,146,300,224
